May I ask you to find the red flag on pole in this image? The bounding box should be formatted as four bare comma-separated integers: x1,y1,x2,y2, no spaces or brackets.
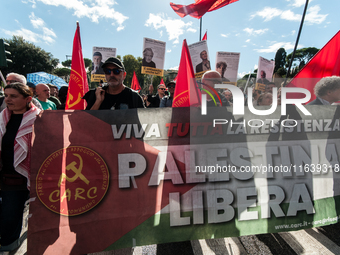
170,0,238,19
202,31,207,40
131,71,141,92
172,40,201,107
160,78,165,85
65,22,89,110
287,30,340,104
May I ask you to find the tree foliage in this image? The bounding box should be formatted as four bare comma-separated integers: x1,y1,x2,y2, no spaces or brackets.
286,47,319,69
62,58,91,69
53,68,71,77
274,48,287,73
276,67,287,76
123,54,141,87
62,59,72,67
1,36,59,77
84,58,92,69
53,68,71,83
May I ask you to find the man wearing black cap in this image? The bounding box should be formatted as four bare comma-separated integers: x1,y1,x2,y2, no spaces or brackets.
160,81,176,107
84,57,144,110
91,51,105,75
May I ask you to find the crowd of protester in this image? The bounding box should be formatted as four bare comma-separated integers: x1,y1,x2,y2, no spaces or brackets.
0,56,340,253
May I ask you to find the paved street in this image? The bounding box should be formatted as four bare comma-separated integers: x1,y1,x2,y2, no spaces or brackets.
8,203,340,255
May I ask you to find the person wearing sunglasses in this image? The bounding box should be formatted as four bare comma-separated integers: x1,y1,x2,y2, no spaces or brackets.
160,81,176,107
83,57,144,110
147,84,166,108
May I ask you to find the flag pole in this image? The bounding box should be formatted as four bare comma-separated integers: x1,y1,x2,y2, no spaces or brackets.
243,70,253,94
283,0,309,86
200,18,202,41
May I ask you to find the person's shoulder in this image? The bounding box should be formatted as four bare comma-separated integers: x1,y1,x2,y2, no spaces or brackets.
47,99,57,109
123,86,141,96
83,88,96,99
49,96,61,105
123,86,144,108
47,99,57,106
307,98,323,105
123,86,134,93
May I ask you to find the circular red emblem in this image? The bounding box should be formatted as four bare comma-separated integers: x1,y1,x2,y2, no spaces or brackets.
36,146,109,216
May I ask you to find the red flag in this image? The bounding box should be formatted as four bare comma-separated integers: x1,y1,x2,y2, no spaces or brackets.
131,71,141,92
65,22,89,110
170,0,238,19
172,40,201,107
160,78,165,85
202,31,207,40
287,30,340,104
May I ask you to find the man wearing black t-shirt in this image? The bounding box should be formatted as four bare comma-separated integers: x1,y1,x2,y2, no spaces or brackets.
83,57,144,110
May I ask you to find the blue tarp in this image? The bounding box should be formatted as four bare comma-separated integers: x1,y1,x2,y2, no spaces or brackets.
27,72,68,89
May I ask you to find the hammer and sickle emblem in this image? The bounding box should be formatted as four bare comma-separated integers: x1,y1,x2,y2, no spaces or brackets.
68,92,82,108
58,153,90,187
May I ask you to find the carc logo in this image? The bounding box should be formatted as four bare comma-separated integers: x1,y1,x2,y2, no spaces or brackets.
36,146,109,216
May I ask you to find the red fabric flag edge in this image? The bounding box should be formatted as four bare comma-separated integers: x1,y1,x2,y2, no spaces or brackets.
172,39,201,107
170,0,238,19
131,71,141,92
287,30,340,104
65,22,89,110
202,31,207,40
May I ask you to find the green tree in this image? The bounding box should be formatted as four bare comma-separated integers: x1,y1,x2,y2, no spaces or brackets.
286,47,319,70
274,48,287,73
62,59,72,67
63,58,91,69
242,72,257,80
53,67,71,83
84,58,92,69
236,79,247,90
276,67,287,77
123,54,140,87
1,36,59,77
59,58,92,84
53,67,71,77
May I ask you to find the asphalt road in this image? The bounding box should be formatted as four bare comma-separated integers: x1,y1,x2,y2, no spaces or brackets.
8,203,340,255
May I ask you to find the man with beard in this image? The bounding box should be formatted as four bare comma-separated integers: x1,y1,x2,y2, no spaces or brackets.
83,57,144,110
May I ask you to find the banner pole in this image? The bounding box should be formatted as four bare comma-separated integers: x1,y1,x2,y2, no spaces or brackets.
200,18,202,41
283,0,309,86
243,70,253,94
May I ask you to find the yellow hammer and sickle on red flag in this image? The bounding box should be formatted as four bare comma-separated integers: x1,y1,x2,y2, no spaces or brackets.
58,153,89,187
68,92,82,108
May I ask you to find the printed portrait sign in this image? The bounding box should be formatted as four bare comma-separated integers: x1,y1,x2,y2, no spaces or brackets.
188,40,211,79
256,56,275,91
91,46,117,82
215,52,240,85
141,37,166,77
